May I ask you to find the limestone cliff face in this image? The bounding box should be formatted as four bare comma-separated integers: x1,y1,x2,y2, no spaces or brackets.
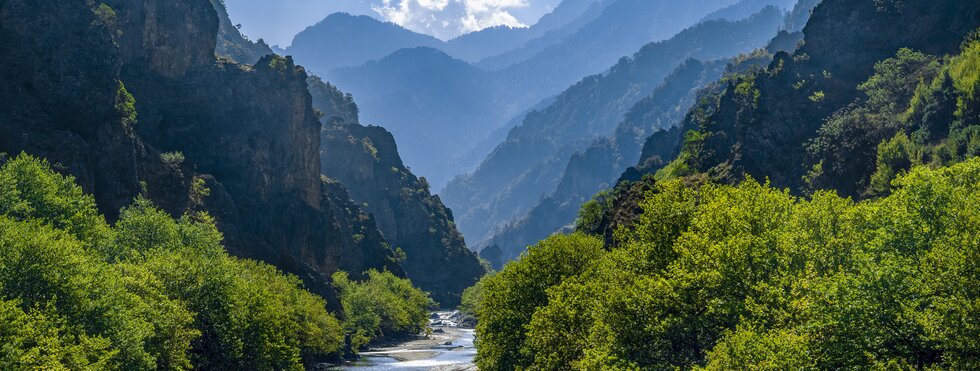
209,0,275,65
0,0,148,218
0,0,402,304
110,0,219,78
114,0,402,283
683,0,980,191
314,88,486,305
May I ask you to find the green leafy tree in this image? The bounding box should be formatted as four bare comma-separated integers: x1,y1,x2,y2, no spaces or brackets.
332,270,432,350
475,233,603,371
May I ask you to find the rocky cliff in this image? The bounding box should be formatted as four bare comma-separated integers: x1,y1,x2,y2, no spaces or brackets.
676,0,980,192
313,84,486,306
209,0,274,65
0,0,402,305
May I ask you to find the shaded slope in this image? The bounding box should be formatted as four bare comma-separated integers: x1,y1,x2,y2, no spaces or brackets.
443,8,785,249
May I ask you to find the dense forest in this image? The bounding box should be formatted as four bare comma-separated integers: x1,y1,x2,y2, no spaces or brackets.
465,0,980,369
474,161,980,369
0,154,430,369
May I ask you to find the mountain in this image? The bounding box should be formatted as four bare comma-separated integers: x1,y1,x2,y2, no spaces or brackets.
310,77,485,306
493,0,739,106
443,7,786,255
444,0,602,64
476,0,614,71
480,60,727,267
665,0,980,196
285,13,443,74
211,0,274,65
321,0,742,189
0,0,413,309
701,0,797,22
324,47,498,188
471,1,980,369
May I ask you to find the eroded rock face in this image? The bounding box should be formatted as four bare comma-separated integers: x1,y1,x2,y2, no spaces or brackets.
320,120,486,307
111,0,219,78
113,0,402,283
684,0,980,192
0,0,148,218
0,0,402,306
209,0,274,65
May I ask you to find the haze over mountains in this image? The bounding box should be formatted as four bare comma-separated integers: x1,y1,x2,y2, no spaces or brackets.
262,0,810,264
288,0,783,188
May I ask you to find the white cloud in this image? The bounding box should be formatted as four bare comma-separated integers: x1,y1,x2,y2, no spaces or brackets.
372,0,529,40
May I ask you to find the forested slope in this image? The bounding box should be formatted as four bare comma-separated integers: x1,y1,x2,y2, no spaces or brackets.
469,0,980,369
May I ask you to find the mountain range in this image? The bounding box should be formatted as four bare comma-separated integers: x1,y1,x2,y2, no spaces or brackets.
443,4,796,265
290,0,756,188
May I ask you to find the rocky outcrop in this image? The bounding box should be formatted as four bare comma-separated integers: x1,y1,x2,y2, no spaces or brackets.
209,0,274,65
0,0,152,218
680,0,980,191
0,0,402,306
316,95,486,306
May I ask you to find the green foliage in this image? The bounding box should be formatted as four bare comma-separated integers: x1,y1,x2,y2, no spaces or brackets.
806,48,961,197
476,159,980,369
115,81,137,129
0,153,112,250
868,132,914,196
474,233,603,370
574,189,612,235
92,3,117,29
0,154,346,369
332,270,432,350
159,152,184,169
458,273,492,316
860,48,941,116
698,326,813,370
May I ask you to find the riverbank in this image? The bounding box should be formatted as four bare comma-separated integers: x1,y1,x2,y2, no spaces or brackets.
331,311,477,370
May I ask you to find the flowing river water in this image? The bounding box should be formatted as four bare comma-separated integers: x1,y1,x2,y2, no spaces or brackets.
331,311,477,370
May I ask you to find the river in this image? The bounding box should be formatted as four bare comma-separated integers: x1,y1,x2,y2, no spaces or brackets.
331,311,477,370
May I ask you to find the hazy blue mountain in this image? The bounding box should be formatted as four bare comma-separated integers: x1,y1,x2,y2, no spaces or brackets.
492,0,739,107
442,7,786,251
324,47,498,188
287,0,602,71
285,13,443,74
476,0,613,71
701,0,797,22
447,0,603,64
320,0,741,189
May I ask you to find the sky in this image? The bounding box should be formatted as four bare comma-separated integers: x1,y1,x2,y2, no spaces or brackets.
224,0,563,47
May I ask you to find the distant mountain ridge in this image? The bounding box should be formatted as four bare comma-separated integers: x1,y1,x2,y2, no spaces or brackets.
286,13,444,74
323,47,498,188
442,6,787,260
312,0,741,188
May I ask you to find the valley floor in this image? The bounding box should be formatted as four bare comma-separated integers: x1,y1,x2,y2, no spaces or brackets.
331,312,477,370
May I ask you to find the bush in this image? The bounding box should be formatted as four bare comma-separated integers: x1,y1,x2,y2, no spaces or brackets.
333,270,432,350
0,154,346,369
474,233,603,370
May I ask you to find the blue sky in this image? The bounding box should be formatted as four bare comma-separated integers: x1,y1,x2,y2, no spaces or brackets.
225,0,563,47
